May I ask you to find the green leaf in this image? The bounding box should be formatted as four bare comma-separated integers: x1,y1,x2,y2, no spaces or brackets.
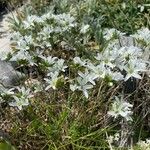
0,141,16,150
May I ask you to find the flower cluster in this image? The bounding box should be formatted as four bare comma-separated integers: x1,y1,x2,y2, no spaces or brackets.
70,26,150,98
103,28,125,41
71,41,148,97
70,69,96,98
0,86,33,110
131,27,150,46
9,12,77,65
9,86,33,110
5,11,149,112
40,55,67,90
108,96,133,121
136,139,150,150
0,86,14,103
107,133,120,144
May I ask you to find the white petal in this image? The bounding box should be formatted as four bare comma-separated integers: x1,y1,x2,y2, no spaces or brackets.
83,90,89,98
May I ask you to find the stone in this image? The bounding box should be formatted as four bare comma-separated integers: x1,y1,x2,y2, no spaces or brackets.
119,36,134,47
0,60,25,87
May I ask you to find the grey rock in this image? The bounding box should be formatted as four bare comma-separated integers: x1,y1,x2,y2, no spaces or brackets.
119,36,134,47
0,60,25,87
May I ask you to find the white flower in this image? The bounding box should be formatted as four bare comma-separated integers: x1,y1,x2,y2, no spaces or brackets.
87,63,106,79
9,96,29,110
40,26,53,39
122,3,126,9
119,46,143,59
111,72,124,81
77,81,93,98
9,86,33,110
137,139,150,150
16,39,30,51
124,59,146,81
53,59,68,72
107,135,114,144
23,15,40,29
70,68,100,98
11,31,22,42
16,86,33,99
80,24,90,34
95,52,115,68
41,56,67,73
73,57,87,66
70,70,94,98
53,13,76,28
10,51,35,66
108,96,133,121
0,86,14,96
131,27,150,45
40,55,57,65
53,26,62,33
78,70,98,85
138,5,145,12
45,71,59,90
114,133,120,141
107,133,120,144
41,12,53,21
0,51,9,60
70,84,78,92
103,28,125,41
24,35,33,45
